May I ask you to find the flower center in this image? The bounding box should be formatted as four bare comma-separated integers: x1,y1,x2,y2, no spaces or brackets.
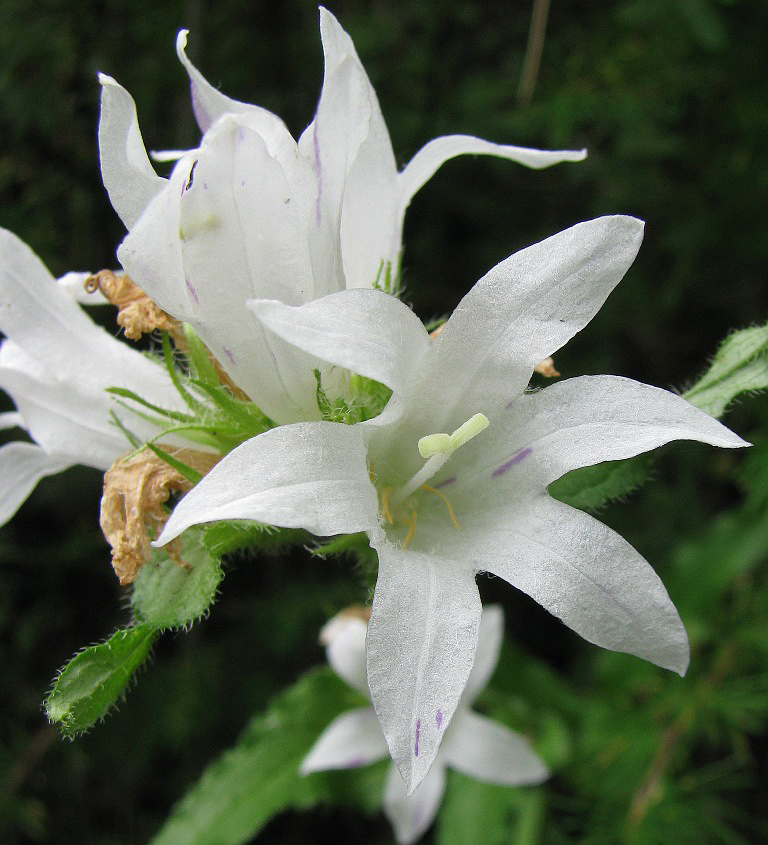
375,413,489,549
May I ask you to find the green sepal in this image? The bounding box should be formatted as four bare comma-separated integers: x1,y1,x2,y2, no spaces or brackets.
106,387,196,423
149,668,382,845
183,322,221,386
548,455,653,512
202,520,308,560
161,332,206,412
191,379,273,436
144,443,204,484
131,530,223,630
683,322,768,417
45,625,157,738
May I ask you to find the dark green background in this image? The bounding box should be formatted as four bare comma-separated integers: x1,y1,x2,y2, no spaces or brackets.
1,1,767,842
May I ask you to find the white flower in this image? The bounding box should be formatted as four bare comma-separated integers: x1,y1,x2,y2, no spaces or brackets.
301,605,548,845
97,7,585,424
0,229,185,524
155,215,748,791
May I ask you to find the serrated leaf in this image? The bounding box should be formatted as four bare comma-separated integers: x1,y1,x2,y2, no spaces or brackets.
131,531,223,629
548,454,653,511
149,668,378,845
45,625,156,737
684,323,768,417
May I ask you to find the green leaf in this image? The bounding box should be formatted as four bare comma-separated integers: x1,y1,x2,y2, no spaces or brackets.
149,668,378,845
683,323,768,418
548,455,653,511
437,773,546,845
45,625,157,737
131,530,223,629
183,322,222,386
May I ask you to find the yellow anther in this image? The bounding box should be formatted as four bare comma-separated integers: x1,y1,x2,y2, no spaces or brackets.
381,486,394,525
420,484,460,531
402,511,418,550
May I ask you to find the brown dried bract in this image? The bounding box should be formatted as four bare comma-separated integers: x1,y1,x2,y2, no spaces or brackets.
85,270,183,342
100,447,220,586
534,356,560,378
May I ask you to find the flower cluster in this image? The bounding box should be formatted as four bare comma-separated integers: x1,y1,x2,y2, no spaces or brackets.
0,6,748,841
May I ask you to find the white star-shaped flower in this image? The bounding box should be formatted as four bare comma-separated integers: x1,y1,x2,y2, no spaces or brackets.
0,229,185,524
97,7,585,424
156,215,748,791
301,605,548,845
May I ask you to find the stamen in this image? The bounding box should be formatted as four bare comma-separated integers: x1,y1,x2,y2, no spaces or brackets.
421,484,460,530
381,486,394,525
402,511,418,550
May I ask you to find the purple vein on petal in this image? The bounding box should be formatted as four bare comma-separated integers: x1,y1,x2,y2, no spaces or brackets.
492,447,533,478
435,709,443,730
434,476,456,490
185,277,200,305
223,346,236,365
414,718,421,757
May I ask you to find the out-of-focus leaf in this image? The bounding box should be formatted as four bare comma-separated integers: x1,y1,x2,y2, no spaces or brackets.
548,455,653,512
149,668,381,845
45,625,156,737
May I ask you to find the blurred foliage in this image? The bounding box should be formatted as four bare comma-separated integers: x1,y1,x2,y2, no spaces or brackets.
1,0,767,842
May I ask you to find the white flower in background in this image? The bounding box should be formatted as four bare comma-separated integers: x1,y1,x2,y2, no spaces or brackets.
97,7,586,424
155,215,748,791
301,605,548,845
0,229,186,524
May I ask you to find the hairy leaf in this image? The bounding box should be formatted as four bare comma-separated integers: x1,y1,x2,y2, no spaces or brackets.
548,455,653,511
45,625,157,737
131,531,223,629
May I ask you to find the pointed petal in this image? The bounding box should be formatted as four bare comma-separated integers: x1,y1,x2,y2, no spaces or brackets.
98,74,165,228
299,8,399,292
0,442,72,525
0,411,23,430
0,229,180,411
323,615,370,697
399,134,586,220
412,216,645,434
250,289,429,416
465,375,749,494
462,605,504,705
300,707,388,773
366,538,482,793
383,760,446,845
434,495,690,674
175,29,293,144
442,710,549,786
156,422,378,546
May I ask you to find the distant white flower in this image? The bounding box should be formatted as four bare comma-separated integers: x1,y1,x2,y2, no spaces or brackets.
301,605,548,845
98,7,585,424
156,215,748,791
0,229,184,524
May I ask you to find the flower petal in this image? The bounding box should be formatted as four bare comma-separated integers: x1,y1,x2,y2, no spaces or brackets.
0,442,72,525
299,8,399,292
398,134,586,223
250,289,429,419
413,216,645,434
175,29,293,148
97,74,166,228
366,537,482,793
300,706,389,774
462,604,504,706
323,615,370,697
383,760,447,845
463,375,749,493
432,494,690,674
155,422,378,546
442,710,549,786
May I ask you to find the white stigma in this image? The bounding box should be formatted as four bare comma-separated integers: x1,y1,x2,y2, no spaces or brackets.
394,413,489,504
